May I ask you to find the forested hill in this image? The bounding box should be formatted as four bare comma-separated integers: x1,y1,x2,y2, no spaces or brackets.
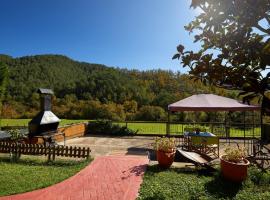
0,54,236,120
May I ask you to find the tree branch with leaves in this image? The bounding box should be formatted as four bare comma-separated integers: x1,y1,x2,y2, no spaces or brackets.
173,0,270,114
0,62,8,124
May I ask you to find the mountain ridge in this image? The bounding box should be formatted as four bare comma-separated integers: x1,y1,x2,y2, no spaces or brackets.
0,54,233,120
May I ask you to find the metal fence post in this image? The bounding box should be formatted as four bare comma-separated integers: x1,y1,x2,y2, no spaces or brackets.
166,111,170,136
244,111,246,146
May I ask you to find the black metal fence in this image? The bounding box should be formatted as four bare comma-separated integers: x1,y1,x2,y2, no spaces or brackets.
1,120,261,139
113,121,261,138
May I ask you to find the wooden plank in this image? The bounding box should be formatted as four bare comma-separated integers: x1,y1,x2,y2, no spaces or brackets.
82,147,85,158
65,146,69,157
60,145,64,156
56,146,60,156
87,149,90,158
177,149,212,164
74,147,77,157
52,146,56,161
70,146,73,157
45,145,48,155
78,147,81,158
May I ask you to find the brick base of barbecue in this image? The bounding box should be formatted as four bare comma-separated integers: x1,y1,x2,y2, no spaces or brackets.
29,122,87,144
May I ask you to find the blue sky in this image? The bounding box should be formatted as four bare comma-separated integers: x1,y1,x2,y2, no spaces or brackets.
0,0,200,72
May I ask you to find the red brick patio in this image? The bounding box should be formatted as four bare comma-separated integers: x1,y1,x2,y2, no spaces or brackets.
0,155,149,200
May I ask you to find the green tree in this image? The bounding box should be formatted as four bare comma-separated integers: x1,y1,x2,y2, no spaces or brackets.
153,90,178,109
135,106,167,121
173,0,270,114
0,62,8,114
123,100,138,113
0,54,234,119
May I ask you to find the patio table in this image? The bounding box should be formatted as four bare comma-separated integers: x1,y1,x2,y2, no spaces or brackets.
184,131,215,137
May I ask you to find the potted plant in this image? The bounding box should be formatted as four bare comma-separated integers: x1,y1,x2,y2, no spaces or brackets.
153,137,176,168
9,129,27,143
7,129,27,162
220,145,250,182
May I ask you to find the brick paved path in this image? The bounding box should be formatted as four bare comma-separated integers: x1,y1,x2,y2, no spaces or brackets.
0,155,149,200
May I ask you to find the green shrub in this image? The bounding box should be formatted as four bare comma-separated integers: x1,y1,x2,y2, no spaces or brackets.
87,120,137,136
223,145,247,163
153,137,176,152
7,129,28,162
135,106,167,121
81,101,126,121
8,129,27,142
248,166,270,186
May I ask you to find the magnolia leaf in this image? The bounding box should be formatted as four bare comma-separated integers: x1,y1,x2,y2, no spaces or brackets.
177,45,185,54
194,35,201,43
172,53,180,60
262,38,270,54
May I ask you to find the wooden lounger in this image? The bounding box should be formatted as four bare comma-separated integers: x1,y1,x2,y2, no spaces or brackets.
177,148,217,169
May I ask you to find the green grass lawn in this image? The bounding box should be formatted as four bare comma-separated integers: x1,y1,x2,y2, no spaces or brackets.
0,119,260,137
0,119,88,127
0,155,91,196
138,165,270,200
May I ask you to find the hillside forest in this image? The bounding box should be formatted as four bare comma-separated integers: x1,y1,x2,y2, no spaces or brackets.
0,54,240,122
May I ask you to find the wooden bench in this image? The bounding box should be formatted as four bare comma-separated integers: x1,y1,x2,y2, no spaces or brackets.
0,142,91,161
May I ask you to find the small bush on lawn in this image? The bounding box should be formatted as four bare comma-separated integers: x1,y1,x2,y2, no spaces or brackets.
87,120,137,136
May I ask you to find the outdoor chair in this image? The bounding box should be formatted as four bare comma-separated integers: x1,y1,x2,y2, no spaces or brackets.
183,127,208,150
189,136,219,158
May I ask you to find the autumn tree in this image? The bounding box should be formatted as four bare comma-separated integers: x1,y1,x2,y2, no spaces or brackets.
0,62,8,107
0,62,8,126
173,0,270,114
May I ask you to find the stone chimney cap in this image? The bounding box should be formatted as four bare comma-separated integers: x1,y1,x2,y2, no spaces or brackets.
38,88,54,95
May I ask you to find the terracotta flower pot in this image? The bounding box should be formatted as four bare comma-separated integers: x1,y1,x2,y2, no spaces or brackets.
220,155,250,182
156,150,176,168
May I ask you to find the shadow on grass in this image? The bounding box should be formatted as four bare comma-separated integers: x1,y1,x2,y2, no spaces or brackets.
140,193,167,200
146,164,206,176
204,173,242,199
0,156,91,167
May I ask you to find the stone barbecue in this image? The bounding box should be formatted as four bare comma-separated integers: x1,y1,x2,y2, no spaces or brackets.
28,88,60,137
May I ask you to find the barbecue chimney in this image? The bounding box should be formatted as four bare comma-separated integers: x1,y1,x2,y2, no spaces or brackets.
28,88,60,137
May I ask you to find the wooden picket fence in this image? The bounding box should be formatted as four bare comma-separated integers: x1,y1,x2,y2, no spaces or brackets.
0,142,91,161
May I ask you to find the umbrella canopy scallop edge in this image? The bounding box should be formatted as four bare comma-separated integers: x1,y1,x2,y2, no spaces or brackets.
168,94,260,112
